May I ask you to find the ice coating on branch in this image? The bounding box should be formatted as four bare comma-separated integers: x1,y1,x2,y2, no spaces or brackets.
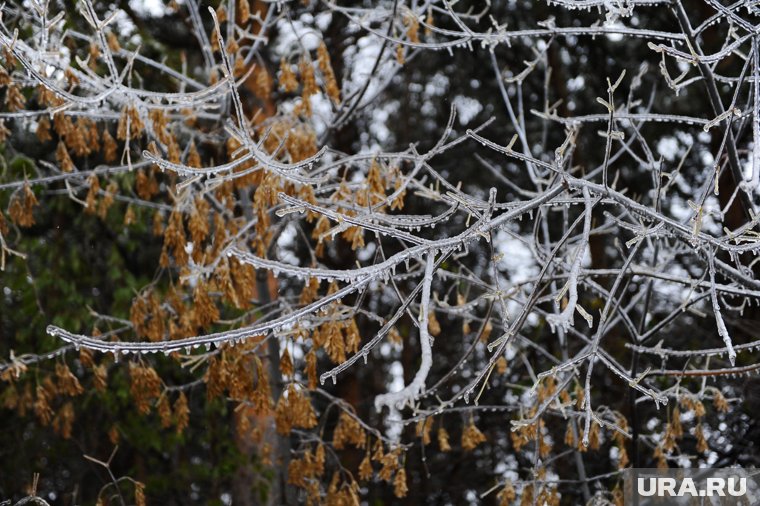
546,187,593,333
374,250,436,415
709,255,737,366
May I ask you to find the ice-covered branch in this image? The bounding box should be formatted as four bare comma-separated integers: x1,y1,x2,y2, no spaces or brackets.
708,254,737,366
374,250,436,414
546,187,594,333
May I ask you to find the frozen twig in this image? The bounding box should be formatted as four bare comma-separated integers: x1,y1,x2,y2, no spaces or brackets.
546,187,593,333
374,250,436,415
708,253,736,366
